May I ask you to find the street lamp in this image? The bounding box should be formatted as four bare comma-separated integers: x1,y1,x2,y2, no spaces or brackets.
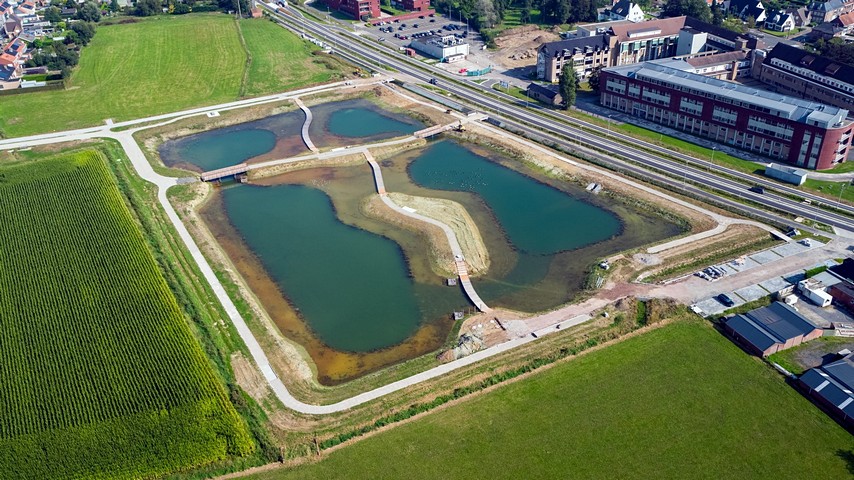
838,181,848,205
710,146,717,172
607,115,612,133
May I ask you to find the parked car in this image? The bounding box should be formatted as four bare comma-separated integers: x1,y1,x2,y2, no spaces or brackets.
717,293,735,307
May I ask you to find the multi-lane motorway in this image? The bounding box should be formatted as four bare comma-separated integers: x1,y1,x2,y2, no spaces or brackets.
266,5,854,233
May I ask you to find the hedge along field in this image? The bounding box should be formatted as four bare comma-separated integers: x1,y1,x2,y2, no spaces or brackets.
0,14,343,138
0,151,253,479
248,321,854,480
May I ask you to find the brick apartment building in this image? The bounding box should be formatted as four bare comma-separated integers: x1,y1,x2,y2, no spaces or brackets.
399,0,430,11
536,16,761,82
600,61,854,169
327,0,380,20
754,43,854,113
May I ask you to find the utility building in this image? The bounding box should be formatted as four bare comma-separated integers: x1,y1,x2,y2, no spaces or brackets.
409,34,469,61
799,352,854,428
724,301,822,357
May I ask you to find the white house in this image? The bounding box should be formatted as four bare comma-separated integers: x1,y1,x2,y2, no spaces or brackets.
764,10,796,31
599,0,645,23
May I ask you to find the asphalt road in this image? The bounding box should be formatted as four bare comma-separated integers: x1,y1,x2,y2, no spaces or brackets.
266,5,854,234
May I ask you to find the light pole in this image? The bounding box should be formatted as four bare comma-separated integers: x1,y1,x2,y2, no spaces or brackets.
607,115,612,133
838,181,848,205
710,146,717,172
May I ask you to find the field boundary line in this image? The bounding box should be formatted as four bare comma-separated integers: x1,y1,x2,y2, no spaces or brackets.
235,18,252,98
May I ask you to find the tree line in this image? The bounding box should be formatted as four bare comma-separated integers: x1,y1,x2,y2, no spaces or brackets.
430,0,600,32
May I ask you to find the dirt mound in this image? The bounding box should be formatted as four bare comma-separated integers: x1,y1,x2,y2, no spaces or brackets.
493,25,560,70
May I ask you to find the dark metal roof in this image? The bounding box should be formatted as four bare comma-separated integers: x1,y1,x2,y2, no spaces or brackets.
527,83,560,99
750,301,820,339
823,355,854,390
829,258,854,283
726,315,779,351
725,301,820,352
802,368,852,406
538,35,609,57
611,0,634,17
765,43,854,87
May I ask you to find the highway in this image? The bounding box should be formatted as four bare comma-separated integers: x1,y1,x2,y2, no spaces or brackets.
266,4,854,233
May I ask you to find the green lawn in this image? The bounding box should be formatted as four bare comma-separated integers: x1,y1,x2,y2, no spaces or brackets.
246,321,854,479
613,123,854,203
0,15,342,137
239,19,340,96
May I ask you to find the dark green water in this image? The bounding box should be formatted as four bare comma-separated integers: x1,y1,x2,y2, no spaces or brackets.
161,129,277,172
408,141,621,255
310,98,422,148
327,106,420,138
221,184,426,352
160,99,422,172
398,140,678,310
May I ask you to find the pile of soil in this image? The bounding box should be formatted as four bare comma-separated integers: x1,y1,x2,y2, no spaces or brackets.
493,25,561,70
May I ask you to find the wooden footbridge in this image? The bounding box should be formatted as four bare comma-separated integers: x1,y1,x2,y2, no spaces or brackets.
200,163,249,182
365,151,490,313
414,122,460,139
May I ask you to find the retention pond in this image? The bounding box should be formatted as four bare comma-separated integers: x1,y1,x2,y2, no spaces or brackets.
164,99,683,384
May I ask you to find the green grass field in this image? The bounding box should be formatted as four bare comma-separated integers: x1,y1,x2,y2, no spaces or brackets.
247,321,854,479
239,19,338,97
0,151,253,478
0,14,341,137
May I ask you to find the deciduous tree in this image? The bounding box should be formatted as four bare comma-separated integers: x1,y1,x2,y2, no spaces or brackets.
76,0,101,22
662,0,711,22
559,64,578,109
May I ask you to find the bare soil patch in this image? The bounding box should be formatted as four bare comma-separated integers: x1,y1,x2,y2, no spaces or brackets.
493,25,560,70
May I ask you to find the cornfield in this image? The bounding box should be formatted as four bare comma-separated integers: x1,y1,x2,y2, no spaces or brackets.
0,151,253,479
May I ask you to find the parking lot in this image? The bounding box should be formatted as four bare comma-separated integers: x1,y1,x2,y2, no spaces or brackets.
365,15,488,65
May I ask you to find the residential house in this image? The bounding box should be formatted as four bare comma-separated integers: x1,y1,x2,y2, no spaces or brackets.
2,12,21,40
723,301,823,356
728,0,767,22
526,83,563,107
764,10,796,31
0,36,26,90
791,6,812,26
812,10,854,38
599,0,645,23
809,0,854,23
14,1,35,16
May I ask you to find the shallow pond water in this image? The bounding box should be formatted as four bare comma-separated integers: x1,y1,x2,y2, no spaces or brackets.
173,100,683,383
